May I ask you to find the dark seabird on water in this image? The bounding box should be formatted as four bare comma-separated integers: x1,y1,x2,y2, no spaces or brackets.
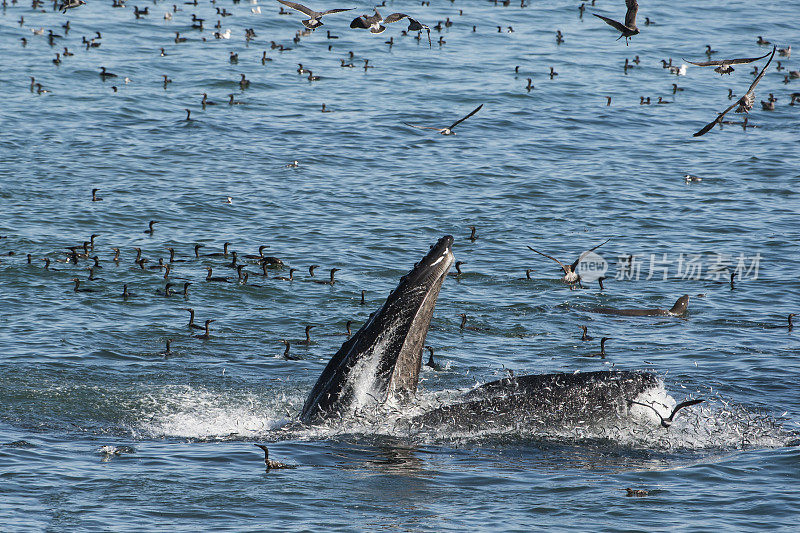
627,398,704,428
684,50,771,75
275,0,352,29
526,237,611,283
593,0,639,45
694,46,776,137
404,104,484,135
253,444,294,469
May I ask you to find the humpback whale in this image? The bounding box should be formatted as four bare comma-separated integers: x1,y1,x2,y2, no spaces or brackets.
300,236,676,429
589,295,689,317
300,235,455,422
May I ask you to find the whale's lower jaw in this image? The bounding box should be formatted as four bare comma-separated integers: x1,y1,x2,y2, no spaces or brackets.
411,371,661,431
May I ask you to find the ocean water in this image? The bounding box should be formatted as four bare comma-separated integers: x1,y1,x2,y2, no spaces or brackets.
1,0,799,530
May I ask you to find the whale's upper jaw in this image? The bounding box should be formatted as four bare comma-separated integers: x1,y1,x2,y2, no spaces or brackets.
300,236,454,423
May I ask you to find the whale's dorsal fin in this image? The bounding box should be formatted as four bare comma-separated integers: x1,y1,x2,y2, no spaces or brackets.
669,295,689,315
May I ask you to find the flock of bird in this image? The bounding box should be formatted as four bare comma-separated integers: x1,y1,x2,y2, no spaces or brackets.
11,0,798,138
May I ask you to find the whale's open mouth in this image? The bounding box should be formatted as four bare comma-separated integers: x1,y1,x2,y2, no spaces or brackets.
300,235,454,423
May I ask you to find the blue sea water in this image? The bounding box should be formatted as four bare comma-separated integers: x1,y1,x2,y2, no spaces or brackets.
1,0,799,530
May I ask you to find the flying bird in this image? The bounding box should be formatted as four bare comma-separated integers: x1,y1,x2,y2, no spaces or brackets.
526,238,612,283
683,50,772,75
694,46,776,137
404,104,483,135
275,0,353,30
593,0,639,45
58,0,85,12
350,8,431,46
627,398,704,428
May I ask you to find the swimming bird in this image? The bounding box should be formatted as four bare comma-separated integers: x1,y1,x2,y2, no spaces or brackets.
468,226,478,241
449,261,465,277
778,45,791,58
593,0,639,45
597,337,610,358
99,67,117,79
672,84,683,93
161,339,173,357
313,268,340,285
185,308,204,330
300,325,315,345
253,444,293,469
788,314,795,331
274,268,298,281
580,325,593,341
625,488,649,497
684,50,771,75
193,319,215,339
308,265,319,277
526,237,611,283
156,283,174,297
282,340,302,360
321,103,332,112
144,220,158,234
424,346,442,371
175,32,187,43
244,246,270,261
555,30,564,44
757,36,770,46
404,104,483,135
71,278,95,293
53,53,61,65
458,313,481,331
705,45,717,56
627,398,704,428
229,94,243,105
239,74,250,90
694,46,776,137
205,267,231,282
91,188,103,201
275,0,352,30
201,93,216,108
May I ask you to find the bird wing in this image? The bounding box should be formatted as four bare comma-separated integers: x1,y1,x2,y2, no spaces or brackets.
527,245,569,275
624,0,638,29
406,17,427,31
593,13,628,33
684,51,771,67
693,48,774,137
320,8,353,15
570,237,612,271
384,13,409,24
276,0,316,17
403,122,442,131
693,98,740,137
742,45,776,98
449,103,484,130
668,398,704,421
627,400,663,421
350,16,369,29
407,18,432,48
